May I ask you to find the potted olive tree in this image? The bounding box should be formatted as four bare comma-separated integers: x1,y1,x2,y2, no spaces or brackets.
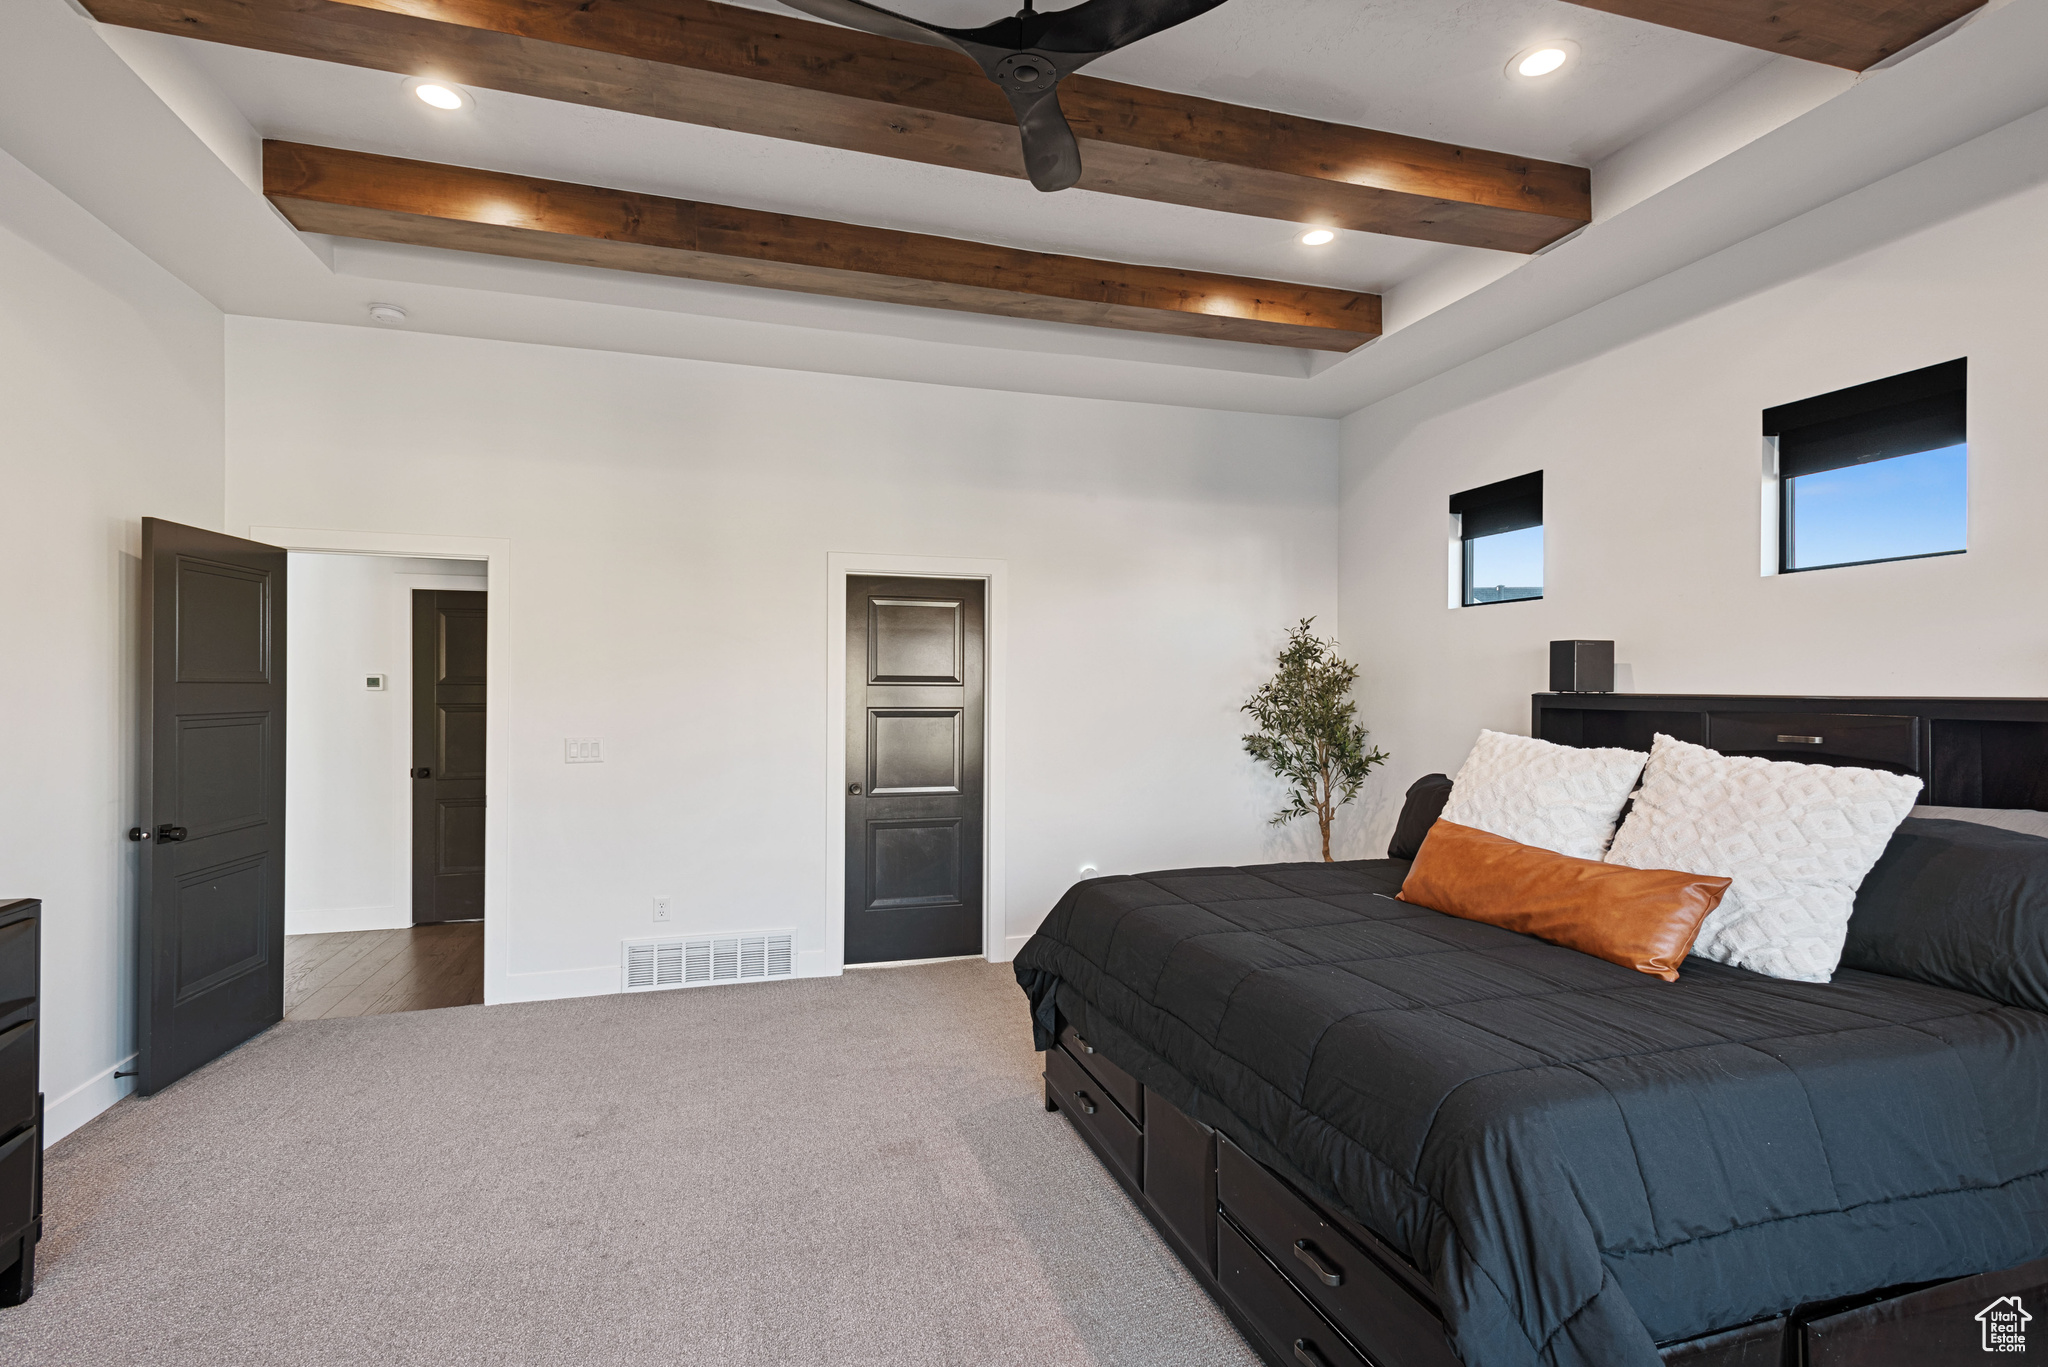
1242,619,1388,862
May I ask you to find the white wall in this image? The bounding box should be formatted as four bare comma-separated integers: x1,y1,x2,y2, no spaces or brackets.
285,553,487,936
0,149,225,1142
227,320,1340,997
1338,178,2048,852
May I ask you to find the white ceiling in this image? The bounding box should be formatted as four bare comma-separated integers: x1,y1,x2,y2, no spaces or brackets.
162,0,1773,296
3,0,2044,418
719,0,1772,164
172,40,1471,293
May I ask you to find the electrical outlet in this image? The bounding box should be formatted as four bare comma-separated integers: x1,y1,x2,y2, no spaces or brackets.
652,896,672,923
565,738,602,763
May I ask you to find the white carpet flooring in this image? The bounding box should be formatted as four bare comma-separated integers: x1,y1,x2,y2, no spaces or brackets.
0,960,1258,1366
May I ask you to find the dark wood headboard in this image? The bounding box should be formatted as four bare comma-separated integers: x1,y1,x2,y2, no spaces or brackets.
1533,693,2048,811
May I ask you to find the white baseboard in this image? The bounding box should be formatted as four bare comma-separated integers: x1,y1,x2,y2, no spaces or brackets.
44,1054,137,1147
1000,934,1030,962
285,903,409,936
798,948,839,978
488,962,620,1004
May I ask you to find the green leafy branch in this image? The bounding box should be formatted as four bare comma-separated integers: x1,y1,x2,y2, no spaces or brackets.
1241,619,1389,862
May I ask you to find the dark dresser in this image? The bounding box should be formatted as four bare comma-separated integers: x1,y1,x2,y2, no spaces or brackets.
0,899,40,1306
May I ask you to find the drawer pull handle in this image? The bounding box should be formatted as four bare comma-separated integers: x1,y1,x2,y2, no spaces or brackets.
1076,1035,1096,1054
1294,1239,1344,1287
1072,1090,1097,1116
1776,735,1824,744
1293,1339,1332,1367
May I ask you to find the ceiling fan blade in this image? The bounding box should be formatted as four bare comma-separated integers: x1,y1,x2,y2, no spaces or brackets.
1005,82,1084,193
773,0,964,51
1027,0,1236,54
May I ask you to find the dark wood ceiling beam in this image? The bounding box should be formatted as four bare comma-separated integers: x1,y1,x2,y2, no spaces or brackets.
91,0,1590,253
262,141,1383,350
1560,0,1982,69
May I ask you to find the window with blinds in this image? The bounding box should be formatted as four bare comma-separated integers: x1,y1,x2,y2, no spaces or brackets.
1766,359,1966,574
1451,471,1543,606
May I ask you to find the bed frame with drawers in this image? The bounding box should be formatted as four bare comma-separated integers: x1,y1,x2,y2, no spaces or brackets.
1045,1023,2047,1367
1043,692,2048,1366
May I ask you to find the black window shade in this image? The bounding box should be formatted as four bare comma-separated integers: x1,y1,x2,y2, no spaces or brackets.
1765,358,1965,479
1450,471,1543,539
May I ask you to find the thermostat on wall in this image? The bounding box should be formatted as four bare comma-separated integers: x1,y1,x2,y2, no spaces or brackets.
365,674,387,691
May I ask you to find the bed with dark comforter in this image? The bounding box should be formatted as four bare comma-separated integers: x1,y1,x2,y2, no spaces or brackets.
1013,857,2048,1367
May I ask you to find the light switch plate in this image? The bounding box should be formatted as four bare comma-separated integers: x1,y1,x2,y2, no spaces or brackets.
653,896,672,923
565,738,602,763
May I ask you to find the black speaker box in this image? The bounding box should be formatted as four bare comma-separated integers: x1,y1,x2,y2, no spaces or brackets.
1550,640,1614,693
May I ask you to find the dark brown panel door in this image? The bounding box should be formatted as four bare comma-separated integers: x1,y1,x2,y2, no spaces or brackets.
412,591,487,924
137,518,287,1095
845,576,984,964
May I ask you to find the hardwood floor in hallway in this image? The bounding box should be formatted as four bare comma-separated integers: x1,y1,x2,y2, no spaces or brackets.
284,922,485,1020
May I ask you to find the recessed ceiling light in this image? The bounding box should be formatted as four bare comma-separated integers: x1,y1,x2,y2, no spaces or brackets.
1508,41,1579,79
1299,228,1336,247
367,304,409,325
403,76,471,111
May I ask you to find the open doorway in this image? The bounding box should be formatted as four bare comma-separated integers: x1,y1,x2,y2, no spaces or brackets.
282,553,487,1019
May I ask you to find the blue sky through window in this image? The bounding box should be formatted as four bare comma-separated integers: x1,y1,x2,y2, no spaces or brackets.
1465,525,1543,604
1785,444,1967,571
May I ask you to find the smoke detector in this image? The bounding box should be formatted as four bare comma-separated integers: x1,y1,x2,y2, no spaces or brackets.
367,303,408,325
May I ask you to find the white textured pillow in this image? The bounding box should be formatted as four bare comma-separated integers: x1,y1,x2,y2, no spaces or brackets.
1439,730,1647,861
1604,734,1922,982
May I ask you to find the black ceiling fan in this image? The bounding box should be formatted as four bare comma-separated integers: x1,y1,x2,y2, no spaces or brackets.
774,0,1234,192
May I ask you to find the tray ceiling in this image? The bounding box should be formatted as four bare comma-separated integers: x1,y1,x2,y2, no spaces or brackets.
5,0,2036,415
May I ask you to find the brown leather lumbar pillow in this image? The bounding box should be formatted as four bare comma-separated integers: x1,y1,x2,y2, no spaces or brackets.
1398,819,1732,981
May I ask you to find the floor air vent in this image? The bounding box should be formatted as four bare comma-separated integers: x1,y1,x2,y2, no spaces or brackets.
623,930,796,992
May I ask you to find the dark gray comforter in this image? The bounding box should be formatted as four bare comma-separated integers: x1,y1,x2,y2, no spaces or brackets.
1013,859,2048,1367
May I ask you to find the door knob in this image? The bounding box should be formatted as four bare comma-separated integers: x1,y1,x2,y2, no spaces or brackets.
155,825,188,843
127,827,149,841
412,767,431,779
848,783,861,794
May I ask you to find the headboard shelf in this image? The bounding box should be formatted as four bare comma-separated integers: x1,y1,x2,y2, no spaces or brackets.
1533,693,2048,811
